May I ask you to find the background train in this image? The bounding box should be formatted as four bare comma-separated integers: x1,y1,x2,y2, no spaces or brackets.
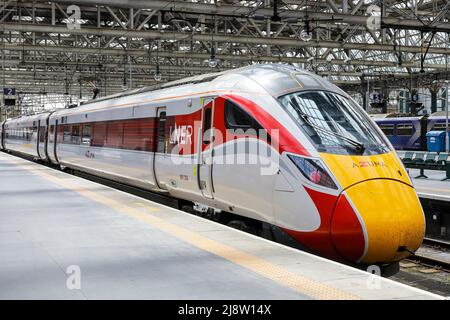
0,64,425,275
373,112,449,151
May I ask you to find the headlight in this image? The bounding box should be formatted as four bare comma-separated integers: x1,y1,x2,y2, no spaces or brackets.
287,154,338,190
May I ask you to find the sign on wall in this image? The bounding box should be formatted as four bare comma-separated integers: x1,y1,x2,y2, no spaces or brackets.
3,87,16,96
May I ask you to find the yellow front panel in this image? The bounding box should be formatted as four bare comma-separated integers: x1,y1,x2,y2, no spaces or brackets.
320,151,411,190
345,179,425,263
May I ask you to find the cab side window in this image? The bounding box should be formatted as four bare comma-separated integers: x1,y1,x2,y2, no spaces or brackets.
224,100,262,131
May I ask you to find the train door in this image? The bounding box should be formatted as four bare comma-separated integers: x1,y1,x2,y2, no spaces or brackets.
0,121,4,150
197,97,215,199
36,118,47,160
44,114,51,160
154,107,167,190
53,119,59,163
37,120,42,158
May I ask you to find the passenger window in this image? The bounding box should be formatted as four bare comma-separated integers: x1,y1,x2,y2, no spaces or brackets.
71,125,80,144
91,122,107,147
82,124,91,145
203,108,212,144
379,124,394,136
224,100,261,131
397,124,413,136
105,121,124,148
28,127,33,141
63,125,71,143
432,123,446,131
49,125,55,143
39,127,46,143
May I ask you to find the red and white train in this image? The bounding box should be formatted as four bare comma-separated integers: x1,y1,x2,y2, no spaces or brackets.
0,64,425,273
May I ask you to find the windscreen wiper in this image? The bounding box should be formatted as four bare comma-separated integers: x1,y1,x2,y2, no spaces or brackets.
290,102,366,154
302,114,365,154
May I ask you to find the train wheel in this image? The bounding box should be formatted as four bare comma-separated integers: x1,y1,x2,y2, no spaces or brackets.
180,204,195,214
380,262,400,277
227,219,258,236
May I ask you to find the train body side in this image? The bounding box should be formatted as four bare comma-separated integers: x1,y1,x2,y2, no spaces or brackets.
44,76,313,227
2,113,50,160
428,115,450,132
48,98,159,192
374,114,450,151
374,116,427,150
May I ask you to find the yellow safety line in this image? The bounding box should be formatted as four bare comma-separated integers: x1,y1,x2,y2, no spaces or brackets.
3,156,361,300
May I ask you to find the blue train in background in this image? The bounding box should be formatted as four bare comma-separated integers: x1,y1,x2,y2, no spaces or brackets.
372,112,449,151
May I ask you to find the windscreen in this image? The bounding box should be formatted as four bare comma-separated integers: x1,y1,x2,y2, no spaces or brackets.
278,91,391,155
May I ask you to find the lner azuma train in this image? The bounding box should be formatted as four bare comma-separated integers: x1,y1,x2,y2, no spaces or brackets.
0,64,425,275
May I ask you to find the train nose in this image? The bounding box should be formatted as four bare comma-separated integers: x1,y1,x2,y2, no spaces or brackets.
330,179,425,264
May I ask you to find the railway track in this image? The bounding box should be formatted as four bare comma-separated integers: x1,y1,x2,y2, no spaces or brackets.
395,238,450,296
406,255,450,272
405,237,450,272
422,237,450,250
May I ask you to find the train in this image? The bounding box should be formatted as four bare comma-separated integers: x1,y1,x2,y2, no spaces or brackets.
373,112,449,151
0,64,425,275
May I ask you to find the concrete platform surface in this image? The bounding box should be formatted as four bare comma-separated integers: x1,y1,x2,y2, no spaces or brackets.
0,152,444,300
407,169,450,202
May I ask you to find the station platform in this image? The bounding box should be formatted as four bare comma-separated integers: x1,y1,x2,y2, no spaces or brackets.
407,169,450,202
0,152,444,300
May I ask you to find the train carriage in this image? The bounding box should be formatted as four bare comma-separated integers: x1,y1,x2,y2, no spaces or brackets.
428,112,450,132
3,113,49,160
374,115,427,150
0,120,4,150
373,112,449,151
0,64,425,272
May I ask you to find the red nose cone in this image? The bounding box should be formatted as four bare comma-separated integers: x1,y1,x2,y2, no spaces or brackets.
331,194,366,262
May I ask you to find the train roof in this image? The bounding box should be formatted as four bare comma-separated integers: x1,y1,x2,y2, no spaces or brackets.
431,111,447,117
371,111,448,122
429,111,449,119
374,116,424,122
369,113,392,119
4,112,50,126
77,67,246,107
77,63,346,108
1,64,348,121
